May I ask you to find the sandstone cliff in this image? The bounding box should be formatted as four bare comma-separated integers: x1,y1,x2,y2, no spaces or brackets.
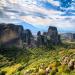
0,23,61,48
0,23,23,47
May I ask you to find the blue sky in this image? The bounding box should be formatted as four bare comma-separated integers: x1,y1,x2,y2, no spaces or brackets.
0,0,75,33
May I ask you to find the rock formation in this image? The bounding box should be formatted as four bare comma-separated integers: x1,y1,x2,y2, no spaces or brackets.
37,31,42,47
47,26,60,45
22,29,33,47
60,33,75,42
0,23,34,48
36,26,61,47
0,23,23,47
0,23,61,48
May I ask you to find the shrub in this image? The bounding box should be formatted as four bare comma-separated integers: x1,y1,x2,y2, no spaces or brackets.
17,66,24,71
63,66,70,73
38,69,46,75
58,65,70,73
48,61,60,69
13,71,20,75
0,71,6,75
49,70,56,75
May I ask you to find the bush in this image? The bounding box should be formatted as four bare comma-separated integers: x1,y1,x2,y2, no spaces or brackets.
49,70,56,75
38,69,46,75
13,71,20,75
48,61,61,69
58,65,70,73
17,66,25,71
0,71,6,75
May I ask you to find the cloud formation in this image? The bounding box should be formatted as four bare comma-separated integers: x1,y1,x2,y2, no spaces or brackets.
0,0,75,32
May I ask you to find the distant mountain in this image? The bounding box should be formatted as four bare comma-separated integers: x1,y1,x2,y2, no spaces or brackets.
60,32,75,42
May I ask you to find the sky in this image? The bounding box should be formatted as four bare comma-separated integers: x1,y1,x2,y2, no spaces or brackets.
0,0,75,33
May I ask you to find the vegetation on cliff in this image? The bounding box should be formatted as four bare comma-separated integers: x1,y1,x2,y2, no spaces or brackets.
0,24,75,75
0,43,75,75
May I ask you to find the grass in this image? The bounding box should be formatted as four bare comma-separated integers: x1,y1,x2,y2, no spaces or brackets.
0,43,75,75
1,64,21,75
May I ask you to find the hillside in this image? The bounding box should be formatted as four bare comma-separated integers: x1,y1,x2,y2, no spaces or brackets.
0,43,75,75
0,0,75,75
0,24,75,75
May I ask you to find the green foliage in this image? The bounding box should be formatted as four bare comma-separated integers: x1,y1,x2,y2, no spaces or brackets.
0,43,75,75
38,69,46,75
0,71,6,75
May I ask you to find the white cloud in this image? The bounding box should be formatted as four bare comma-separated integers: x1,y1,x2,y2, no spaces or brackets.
48,0,60,6
0,0,75,32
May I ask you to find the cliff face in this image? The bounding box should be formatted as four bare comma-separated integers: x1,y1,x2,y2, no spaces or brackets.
60,33,75,42
0,23,61,48
0,23,23,47
21,29,33,45
37,26,61,47
47,26,60,44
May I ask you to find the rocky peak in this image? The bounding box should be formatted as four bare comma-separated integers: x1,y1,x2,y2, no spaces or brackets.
48,26,58,36
0,23,23,47
0,24,61,48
